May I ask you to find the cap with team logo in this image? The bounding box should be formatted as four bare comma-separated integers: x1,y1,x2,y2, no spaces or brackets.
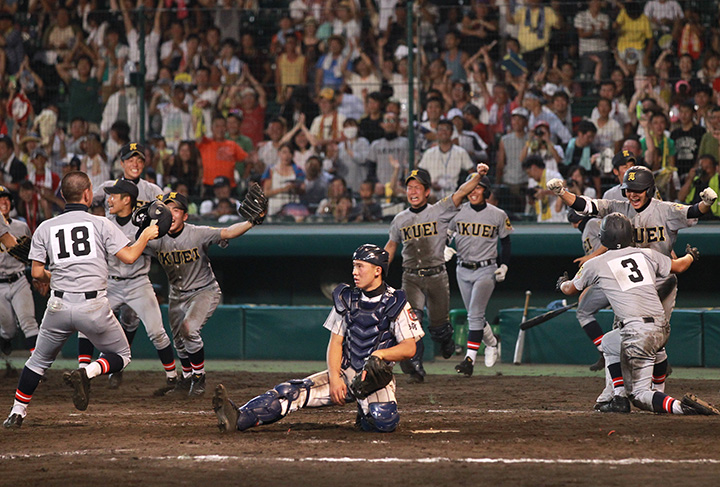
103,179,139,200
405,168,432,188
120,142,146,161
162,191,188,211
612,149,637,169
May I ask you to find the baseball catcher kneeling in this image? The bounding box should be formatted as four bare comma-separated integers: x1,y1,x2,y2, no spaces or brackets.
213,244,424,433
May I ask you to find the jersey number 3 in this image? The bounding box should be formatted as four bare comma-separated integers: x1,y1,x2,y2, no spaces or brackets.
608,253,652,292
51,223,98,263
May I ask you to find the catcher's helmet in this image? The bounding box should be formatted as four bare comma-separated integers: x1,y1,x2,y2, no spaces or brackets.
353,244,389,276
600,212,634,250
133,200,173,239
0,185,12,211
621,165,655,198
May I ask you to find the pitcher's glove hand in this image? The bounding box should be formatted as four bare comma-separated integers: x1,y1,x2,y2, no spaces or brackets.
238,182,268,225
685,244,700,262
700,188,718,207
349,355,394,400
8,235,31,264
556,271,569,292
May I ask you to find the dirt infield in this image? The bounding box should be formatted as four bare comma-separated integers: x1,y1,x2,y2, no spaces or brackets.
2,368,720,486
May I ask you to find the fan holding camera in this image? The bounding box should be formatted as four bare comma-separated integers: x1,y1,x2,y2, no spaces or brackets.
519,121,564,175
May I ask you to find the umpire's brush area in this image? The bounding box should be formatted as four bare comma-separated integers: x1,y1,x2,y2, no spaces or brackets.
2,366,720,487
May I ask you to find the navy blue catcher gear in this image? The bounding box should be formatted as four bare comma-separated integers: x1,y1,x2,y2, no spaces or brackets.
358,402,400,433
600,212,634,250
332,283,406,371
621,165,655,198
235,379,314,431
353,244,389,277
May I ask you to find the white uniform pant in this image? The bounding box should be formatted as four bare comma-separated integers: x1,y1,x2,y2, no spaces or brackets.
0,277,39,341
620,316,669,412
168,283,221,357
107,276,171,350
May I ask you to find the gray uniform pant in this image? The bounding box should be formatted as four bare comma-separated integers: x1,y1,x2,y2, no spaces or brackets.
0,276,39,341
107,276,171,350
25,291,130,376
456,265,495,331
402,270,450,328
168,283,221,357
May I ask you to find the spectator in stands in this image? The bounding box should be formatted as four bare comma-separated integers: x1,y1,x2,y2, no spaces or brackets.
226,111,254,159
593,98,624,154
484,82,520,144
671,101,705,179
61,118,89,160
441,30,468,82
331,1,360,57
17,180,40,232
367,112,408,192
418,119,474,200
43,6,79,63
200,176,239,217
614,1,653,76
352,180,383,222
56,54,105,127
0,134,25,195
160,20,187,72
317,176,353,217
26,147,62,220
237,70,267,146
549,91,572,136
120,0,162,82
289,119,318,171
332,194,355,223
574,0,611,83
359,92,385,143
592,81,632,139
522,154,564,222
275,35,306,104
459,0,499,56
193,66,220,137
300,155,328,214
98,25,128,98
678,154,720,218
315,35,351,95
200,26,222,69
262,142,305,216
521,120,564,175
150,81,192,151
81,133,109,190
0,11,24,77
215,38,244,85
496,107,530,207
102,71,145,144
310,87,346,148
198,115,248,194
257,117,287,175
644,0,684,37
566,165,596,199
345,51,382,102
506,0,559,72
336,118,370,193
563,120,599,192
335,84,364,121
417,97,447,152
107,121,130,178
523,88,571,146
166,140,202,197
449,109,488,165
641,111,676,172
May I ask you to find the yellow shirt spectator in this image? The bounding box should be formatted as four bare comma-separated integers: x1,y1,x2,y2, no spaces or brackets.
513,6,558,53
616,8,653,54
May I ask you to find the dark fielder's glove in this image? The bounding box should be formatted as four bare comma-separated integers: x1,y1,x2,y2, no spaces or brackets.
556,271,569,292
686,244,700,262
238,182,268,225
349,355,394,400
7,235,31,264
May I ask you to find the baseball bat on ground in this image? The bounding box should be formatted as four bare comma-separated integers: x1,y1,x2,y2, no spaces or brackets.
512,290,532,365
519,302,578,330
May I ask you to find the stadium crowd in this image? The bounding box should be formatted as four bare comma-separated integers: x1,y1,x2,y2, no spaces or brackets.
1,0,719,229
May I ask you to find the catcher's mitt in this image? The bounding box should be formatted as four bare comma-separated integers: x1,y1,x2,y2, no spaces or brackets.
8,235,31,264
238,182,268,225
349,355,394,400
133,200,172,239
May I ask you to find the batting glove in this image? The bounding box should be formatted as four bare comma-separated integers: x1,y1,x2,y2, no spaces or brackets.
547,178,566,196
443,246,457,262
700,188,718,207
494,264,508,282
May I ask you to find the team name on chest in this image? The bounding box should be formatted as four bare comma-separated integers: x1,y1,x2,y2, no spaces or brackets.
157,247,200,266
583,237,593,254
456,221,498,238
401,221,438,241
634,226,666,244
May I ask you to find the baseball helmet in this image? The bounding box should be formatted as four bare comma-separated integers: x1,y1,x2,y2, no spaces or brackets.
0,185,12,211
353,244,389,277
133,200,173,239
620,165,655,198
599,212,634,250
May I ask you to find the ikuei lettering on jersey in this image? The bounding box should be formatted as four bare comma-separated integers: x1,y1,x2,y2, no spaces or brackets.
634,226,666,244
401,221,438,241
456,221,498,238
157,247,200,266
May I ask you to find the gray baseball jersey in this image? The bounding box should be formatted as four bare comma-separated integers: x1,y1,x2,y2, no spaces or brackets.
0,214,9,237
1,219,31,275
572,247,670,321
580,218,602,256
107,216,151,278
450,202,513,262
95,178,163,210
388,197,459,269
602,184,623,201
29,210,130,292
146,224,223,292
367,136,409,184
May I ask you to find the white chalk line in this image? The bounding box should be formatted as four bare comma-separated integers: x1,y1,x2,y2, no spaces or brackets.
2,451,720,466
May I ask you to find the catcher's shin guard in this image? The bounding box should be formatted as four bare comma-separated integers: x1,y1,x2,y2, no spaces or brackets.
358,402,399,432
399,339,426,377
235,378,314,431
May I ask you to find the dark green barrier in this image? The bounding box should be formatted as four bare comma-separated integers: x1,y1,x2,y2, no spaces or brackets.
703,310,720,367
243,306,331,360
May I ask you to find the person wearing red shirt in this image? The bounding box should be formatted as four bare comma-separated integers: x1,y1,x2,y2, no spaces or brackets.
198,116,248,195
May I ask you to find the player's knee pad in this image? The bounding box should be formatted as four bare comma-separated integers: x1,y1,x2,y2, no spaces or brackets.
428,321,453,343
359,402,399,433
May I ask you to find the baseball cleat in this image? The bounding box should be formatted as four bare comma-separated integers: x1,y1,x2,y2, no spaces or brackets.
189,373,206,397
63,368,91,411
0,337,12,356
455,357,474,377
108,371,123,390
153,376,179,396
589,353,605,372
594,395,630,413
440,337,455,359
165,375,192,396
484,345,498,368
681,394,720,415
212,384,239,433
3,413,23,429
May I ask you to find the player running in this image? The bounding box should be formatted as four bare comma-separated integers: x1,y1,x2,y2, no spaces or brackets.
450,175,512,376
3,172,159,429
212,244,424,433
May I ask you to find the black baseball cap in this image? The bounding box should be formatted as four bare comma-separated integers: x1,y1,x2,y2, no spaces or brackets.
612,149,637,169
103,179,139,200
162,191,188,211
120,142,146,161
213,176,231,188
405,168,432,188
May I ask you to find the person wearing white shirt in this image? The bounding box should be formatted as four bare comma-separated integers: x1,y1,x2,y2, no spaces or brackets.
418,120,474,200
120,0,161,82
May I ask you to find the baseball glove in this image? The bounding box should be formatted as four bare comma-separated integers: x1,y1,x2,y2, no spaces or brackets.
349,355,394,400
133,200,172,239
237,182,268,225
686,243,700,262
555,271,569,292
7,235,31,264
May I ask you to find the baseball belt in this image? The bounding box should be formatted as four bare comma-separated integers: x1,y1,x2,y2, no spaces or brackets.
52,290,100,299
618,316,654,328
459,259,497,270
109,275,140,281
0,272,24,284
402,265,445,277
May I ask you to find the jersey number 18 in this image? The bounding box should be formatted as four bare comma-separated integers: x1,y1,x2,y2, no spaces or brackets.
51,223,98,263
